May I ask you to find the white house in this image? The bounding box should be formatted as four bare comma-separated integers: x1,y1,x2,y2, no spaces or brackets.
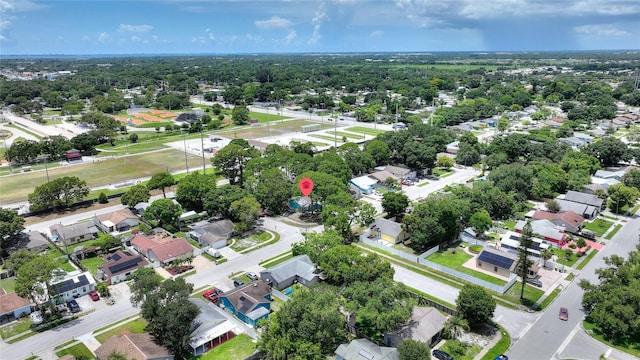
50,271,96,302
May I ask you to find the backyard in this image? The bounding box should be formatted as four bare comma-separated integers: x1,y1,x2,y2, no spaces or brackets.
196,334,256,360
94,317,148,344
427,245,507,286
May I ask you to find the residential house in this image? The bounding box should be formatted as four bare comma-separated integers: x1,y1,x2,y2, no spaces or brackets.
94,208,139,233
147,238,194,266
50,271,96,302
0,289,31,322
247,139,270,153
335,338,399,360
583,183,608,195
476,247,518,278
530,210,585,234
133,202,150,215
260,254,321,290
553,199,599,219
590,176,620,190
349,175,378,195
219,281,271,327
594,169,626,181
561,190,604,209
589,127,606,137
459,227,479,242
446,141,460,154
558,137,587,149
5,231,49,254
384,165,415,180
50,222,99,245
369,218,409,244
369,170,398,184
499,231,550,258
188,220,234,249
95,333,173,360
189,298,237,356
515,219,567,245
384,306,447,347
97,250,149,285
573,133,594,144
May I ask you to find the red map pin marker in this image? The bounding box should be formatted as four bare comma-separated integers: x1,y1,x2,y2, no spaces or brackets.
299,178,314,197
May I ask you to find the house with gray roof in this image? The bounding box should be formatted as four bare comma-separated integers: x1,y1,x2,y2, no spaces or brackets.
369,218,409,244
335,338,398,360
384,165,415,180
5,231,49,254
260,254,320,290
562,190,604,209
189,298,237,356
553,199,599,219
188,219,234,249
50,222,99,245
515,219,567,245
219,281,271,327
384,306,447,347
594,170,626,181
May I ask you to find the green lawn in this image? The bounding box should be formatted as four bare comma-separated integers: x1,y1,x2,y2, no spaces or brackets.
536,287,561,310
551,248,580,267
5,124,43,139
504,220,517,231
344,126,387,136
576,249,598,271
95,318,148,344
503,281,545,307
196,334,256,360
55,342,94,359
327,130,365,139
309,134,344,143
259,251,293,267
582,218,614,237
583,321,640,358
80,256,106,277
605,224,623,240
0,277,16,293
0,317,32,340
427,247,507,286
249,111,290,123
439,339,483,360
481,326,510,360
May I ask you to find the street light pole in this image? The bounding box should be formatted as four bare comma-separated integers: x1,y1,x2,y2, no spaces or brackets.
44,157,50,183
183,133,189,174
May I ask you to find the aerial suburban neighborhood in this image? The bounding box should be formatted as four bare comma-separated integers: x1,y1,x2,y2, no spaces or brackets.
0,48,639,360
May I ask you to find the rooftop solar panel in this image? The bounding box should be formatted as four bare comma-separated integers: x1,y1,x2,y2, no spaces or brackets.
54,274,89,294
478,250,515,269
108,258,144,274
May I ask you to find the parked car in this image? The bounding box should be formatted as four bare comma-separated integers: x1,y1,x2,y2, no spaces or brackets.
559,307,569,321
525,277,543,287
55,303,68,313
203,288,224,302
247,272,259,280
233,279,245,287
432,349,454,360
88,290,100,301
68,300,81,313
206,248,221,258
30,311,44,325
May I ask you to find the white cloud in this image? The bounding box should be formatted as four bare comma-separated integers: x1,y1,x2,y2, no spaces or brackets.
118,24,153,32
0,34,6,41
574,24,630,37
0,19,10,30
205,28,215,40
285,30,297,44
255,16,292,29
370,30,384,37
97,32,110,42
309,2,328,44
131,35,141,42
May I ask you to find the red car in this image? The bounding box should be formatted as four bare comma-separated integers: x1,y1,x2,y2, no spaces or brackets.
559,307,569,321
88,290,100,301
203,288,224,302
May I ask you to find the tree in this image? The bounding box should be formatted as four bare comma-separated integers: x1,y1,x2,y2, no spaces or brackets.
231,105,250,125
443,316,470,340
343,278,413,338
517,220,534,300
540,248,553,269
229,196,261,233
546,199,561,213
365,139,392,166
121,184,151,207
469,210,492,239
381,192,409,219
15,254,57,305
622,169,640,191
0,208,25,245
319,245,393,286
211,142,260,187
6,140,41,164
398,339,431,360
253,168,293,215
143,199,182,231
28,176,90,211
4,249,37,275
607,183,639,213
128,133,139,143
292,230,343,264
436,155,455,169
402,197,461,252
175,172,216,212
583,137,630,167
497,115,510,132
147,172,176,198
579,244,640,343
204,184,250,218
131,276,200,359
456,284,496,328
455,142,481,166
98,192,109,204
258,286,347,359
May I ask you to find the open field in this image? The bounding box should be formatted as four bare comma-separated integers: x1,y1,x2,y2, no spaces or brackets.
344,126,387,136
0,149,202,205
216,120,334,139
248,111,290,122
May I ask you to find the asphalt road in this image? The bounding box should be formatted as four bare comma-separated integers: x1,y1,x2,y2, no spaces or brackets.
507,214,640,360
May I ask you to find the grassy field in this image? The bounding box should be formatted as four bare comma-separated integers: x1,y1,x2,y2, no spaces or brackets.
197,334,256,360
54,342,94,359
0,317,31,340
0,277,16,293
605,224,623,240
345,126,387,136
582,218,614,237
6,124,43,140
215,119,333,140
327,130,365,139
0,149,202,205
428,247,507,286
309,134,344,144
95,318,148,344
248,111,290,123
80,256,105,277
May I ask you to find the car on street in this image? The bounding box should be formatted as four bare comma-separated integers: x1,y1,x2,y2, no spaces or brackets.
233,279,245,287
559,307,569,321
525,277,543,287
30,311,43,325
432,349,454,360
68,299,81,313
203,288,224,302
247,272,259,280
88,290,100,301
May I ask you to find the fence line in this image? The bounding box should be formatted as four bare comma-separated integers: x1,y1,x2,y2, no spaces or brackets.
271,288,290,302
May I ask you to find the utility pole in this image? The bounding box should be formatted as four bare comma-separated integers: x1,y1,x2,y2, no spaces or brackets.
183,133,189,174
200,130,206,174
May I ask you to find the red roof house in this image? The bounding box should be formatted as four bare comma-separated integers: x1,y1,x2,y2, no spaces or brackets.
531,210,585,234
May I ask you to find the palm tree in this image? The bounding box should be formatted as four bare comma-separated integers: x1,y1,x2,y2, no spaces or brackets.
443,316,469,340
540,248,553,269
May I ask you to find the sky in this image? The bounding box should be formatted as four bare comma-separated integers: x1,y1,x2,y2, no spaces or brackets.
0,0,639,55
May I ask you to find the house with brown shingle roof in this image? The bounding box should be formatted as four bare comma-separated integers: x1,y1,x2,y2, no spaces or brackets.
93,208,139,233
0,290,32,322
531,210,585,234
97,250,149,285
95,333,173,360
148,238,194,266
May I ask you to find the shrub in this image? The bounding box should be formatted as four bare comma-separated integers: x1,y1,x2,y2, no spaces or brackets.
469,245,483,254
98,192,108,204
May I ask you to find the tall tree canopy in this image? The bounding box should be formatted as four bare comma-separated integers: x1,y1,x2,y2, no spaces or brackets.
28,176,90,211
0,209,25,245
147,172,176,199
455,284,496,328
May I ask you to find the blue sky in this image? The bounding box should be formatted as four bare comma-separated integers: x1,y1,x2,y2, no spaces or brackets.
1,0,639,55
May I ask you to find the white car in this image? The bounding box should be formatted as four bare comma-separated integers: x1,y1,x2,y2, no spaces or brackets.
30,311,43,325
247,272,259,280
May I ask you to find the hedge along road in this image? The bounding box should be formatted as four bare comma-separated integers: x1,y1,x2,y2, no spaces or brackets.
0,149,203,205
